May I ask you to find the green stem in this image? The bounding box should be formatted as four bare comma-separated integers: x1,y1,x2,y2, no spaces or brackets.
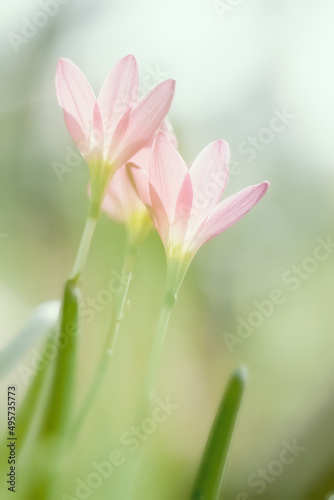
105,244,136,353
128,255,190,498
70,243,137,440
70,356,109,441
19,211,97,442
25,208,99,499
126,291,176,499
39,209,98,434
144,290,176,401
144,253,192,401
71,216,97,279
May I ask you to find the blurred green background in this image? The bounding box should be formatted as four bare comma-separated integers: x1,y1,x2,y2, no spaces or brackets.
1,0,334,499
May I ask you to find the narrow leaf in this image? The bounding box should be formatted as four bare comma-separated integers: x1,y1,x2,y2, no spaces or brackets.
0,301,60,380
191,367,247,500
40,279,79,437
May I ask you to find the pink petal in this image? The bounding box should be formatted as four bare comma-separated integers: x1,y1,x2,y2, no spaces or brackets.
102,166,143,223
127,163,151,206
131,118,177,154
63,112,89,155
97,55,139,141
174,172,193,245
108,79,175,166
129,145,152,173
193,182,269,251
149,182,170,245
190,140,230,220
127,118,177,171
159,118,178,148
149,131,188,221
88,102,104,157
56,58,96,151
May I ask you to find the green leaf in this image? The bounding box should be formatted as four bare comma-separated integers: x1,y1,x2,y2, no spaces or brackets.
191,367,247,500
21,280,80,499
40,278,79,437
0,301,60,380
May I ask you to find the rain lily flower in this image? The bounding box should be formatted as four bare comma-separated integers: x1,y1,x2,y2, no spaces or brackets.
102,120,177,246
138,132,269,398
101,148,152,248
130,131,269,293
56,55,175,218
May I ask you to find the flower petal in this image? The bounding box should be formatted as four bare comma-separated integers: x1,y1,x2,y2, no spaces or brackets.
193,182,269,251
190,140,230,220
149,131,188,221
97,55,139,141
102,166,143,223
127,163,151,206
87,101,104,158
174,172,193,246
55,58,96,150
63,112,89,155
108,80,175,166
129,145,152,173
160,118,178,148
149,182,170,245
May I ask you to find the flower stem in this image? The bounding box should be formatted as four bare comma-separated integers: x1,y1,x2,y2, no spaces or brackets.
144,254,192,401
40,210,99,437
45,208,98,433
25,207,99,499
105,243,136,353
144,289,176,401
71,216,97,280
69,243,137,440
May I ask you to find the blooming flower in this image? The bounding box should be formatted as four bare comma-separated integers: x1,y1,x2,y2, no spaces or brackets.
130,131,269,291
55,55,175,217
101,147,152,246
101,120,177,245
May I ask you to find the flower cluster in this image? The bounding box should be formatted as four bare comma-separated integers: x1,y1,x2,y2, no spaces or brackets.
7,53,270,500
56,54,268,289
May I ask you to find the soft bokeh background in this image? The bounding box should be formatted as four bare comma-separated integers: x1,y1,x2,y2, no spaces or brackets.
1,0,334,499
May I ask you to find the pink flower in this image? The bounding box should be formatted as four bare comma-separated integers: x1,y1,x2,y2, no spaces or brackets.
101,147,152,243
101,120,177,243
102,153,148,225
131,131,268,286
55,55,175,215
